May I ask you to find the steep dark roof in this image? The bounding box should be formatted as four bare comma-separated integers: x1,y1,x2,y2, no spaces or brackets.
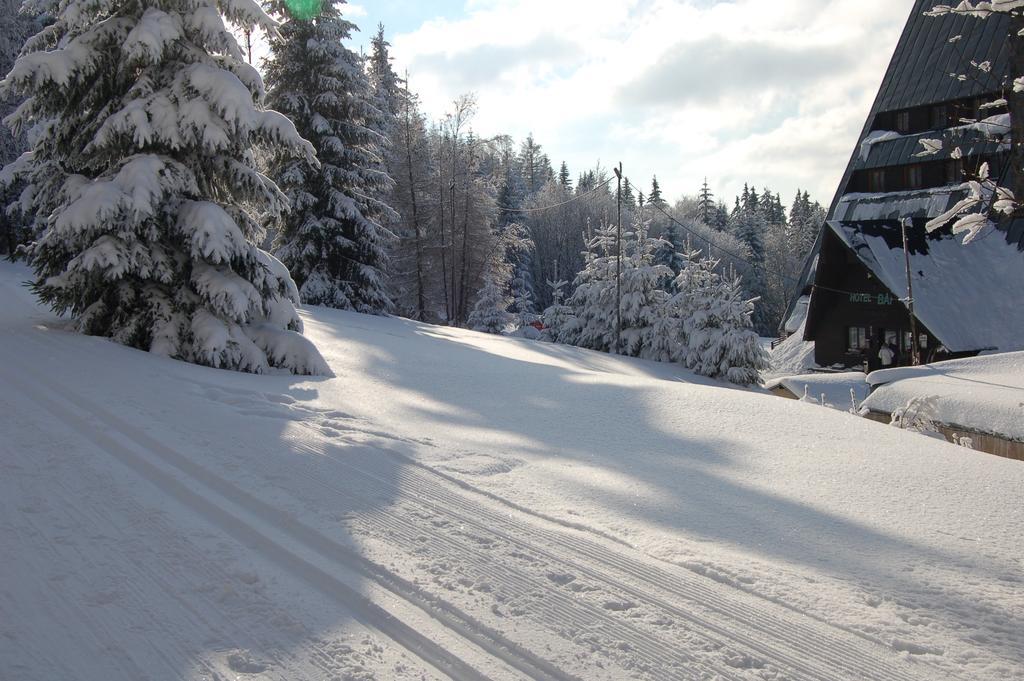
874,8,1011,114
782,1,1018,340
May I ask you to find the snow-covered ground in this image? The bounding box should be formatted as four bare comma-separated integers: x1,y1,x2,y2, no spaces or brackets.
2,260,1023,681
865,353,1024,441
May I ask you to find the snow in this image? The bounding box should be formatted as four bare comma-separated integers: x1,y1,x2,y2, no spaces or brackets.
2,259,1023,680
834,184,969,223
767,317,817,376
764,371,869,411
859,130,901,161
864,352,1024,441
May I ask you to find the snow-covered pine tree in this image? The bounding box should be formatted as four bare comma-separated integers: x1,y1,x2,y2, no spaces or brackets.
467,259,512,334
696,177,714,225
540,278,574,343
0,0,46,258
502,220,536,325
0,0,330,374
651,221,686,291
676,254,768,385
567,221,619,352
264,0,396,313
618,215,670,357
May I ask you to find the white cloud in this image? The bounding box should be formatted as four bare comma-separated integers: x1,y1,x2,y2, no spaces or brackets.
388,0,910,207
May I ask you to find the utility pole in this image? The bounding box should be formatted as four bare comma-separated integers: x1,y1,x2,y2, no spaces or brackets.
901,218,921,366
614,162,623,355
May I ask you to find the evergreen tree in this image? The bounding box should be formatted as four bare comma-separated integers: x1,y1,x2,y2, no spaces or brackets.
367,24,403,120
558,161,572,190
265,0,397,313
502,222,536,324
519,133,546,194
467,266,512,334
0,0,46,258
567,222,619,352
674,253,768,384
1,0,329,374
618,215,670,357
540,278,574,342
651,221,687,291
696,178,714,225
648,175,667,210
621,177,636,210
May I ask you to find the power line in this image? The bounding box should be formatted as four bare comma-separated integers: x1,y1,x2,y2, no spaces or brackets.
622,176,806,287
497,176,615,214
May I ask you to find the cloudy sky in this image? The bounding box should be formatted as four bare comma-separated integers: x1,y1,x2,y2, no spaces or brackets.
337,0,913,208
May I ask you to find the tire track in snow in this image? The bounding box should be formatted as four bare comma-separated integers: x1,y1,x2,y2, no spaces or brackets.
0,344,579,681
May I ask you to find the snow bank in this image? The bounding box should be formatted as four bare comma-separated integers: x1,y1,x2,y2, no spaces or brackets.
767,318,817,377
864,352,1024,441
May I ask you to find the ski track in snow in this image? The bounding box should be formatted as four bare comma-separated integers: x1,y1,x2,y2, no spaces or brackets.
2,266,1020,680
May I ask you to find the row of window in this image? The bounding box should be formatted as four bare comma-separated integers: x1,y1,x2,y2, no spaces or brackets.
850,156,999,194
873,94,1007,136
847,326,928,354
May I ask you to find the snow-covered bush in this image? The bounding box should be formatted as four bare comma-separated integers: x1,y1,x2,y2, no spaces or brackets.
890,395,946,440
265,0,396,313
0,0,330,375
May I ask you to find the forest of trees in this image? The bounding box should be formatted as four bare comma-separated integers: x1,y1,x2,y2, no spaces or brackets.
0,0,825,381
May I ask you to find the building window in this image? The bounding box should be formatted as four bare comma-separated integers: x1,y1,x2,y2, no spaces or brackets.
868,169,886,192
895,111,911,133
946,158,964,185
904,331,927,351
931,105,948,129
906,165,923,189
848,327,871,352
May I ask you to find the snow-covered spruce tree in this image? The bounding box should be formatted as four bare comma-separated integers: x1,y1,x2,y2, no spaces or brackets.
0,0,331,374
676,255,768,385
540,278,574,343
264,0,396,313
651,220,687,292
618,215,670,358
567,222,619,352
0,0,47,258
467,259,513,334
501,221,536,327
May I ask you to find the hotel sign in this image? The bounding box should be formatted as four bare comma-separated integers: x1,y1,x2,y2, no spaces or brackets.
848,292,896,306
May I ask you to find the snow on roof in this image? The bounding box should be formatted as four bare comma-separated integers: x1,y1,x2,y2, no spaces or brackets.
851,115,1009,172
764,371,869,411
828,219,1024,354
833,185,967,223
864,352,1024,441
